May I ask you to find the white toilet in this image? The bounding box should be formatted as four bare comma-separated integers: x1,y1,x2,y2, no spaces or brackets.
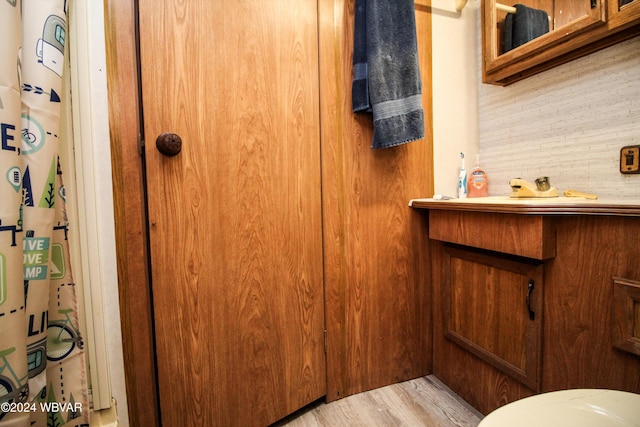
478,389,640,427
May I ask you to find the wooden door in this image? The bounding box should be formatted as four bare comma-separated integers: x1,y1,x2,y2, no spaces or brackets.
138,1,325,425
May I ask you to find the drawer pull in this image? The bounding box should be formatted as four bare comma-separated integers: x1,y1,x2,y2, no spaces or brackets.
526,279,535,320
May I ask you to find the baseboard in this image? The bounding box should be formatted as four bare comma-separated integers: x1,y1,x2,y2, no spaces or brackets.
90,398,119,427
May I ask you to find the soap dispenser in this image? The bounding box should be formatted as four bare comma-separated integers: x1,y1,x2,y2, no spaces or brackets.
468,155,488,197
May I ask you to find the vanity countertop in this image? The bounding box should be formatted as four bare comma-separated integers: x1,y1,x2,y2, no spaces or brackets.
409,196,640,217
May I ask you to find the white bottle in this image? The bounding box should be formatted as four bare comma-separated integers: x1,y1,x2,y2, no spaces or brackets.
458,152,467,199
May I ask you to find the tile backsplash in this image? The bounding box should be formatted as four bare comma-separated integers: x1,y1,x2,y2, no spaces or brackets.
478,37,640,199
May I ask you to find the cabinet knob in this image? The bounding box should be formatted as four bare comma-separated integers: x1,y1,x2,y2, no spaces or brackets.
156,132,182,156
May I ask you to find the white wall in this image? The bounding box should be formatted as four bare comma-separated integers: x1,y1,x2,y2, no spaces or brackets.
431,0,481,197
432,0,640,200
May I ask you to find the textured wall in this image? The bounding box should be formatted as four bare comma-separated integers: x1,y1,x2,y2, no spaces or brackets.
478,36,640,199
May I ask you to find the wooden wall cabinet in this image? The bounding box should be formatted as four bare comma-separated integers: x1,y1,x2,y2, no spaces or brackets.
482,0,640,85
610,0,640,27
414,201,640,415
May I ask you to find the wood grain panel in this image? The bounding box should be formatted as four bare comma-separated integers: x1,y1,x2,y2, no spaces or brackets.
554,0,592,29
431,241,534,415
613,278,640,357
432,212,640,415
608,0,640,28
431,242,535,415
139,0,325,425
429,210,556,260
543,216,640,392
104,1,159,426
320,0,433,402
443,246,543,391
449,257,527,368
111,0,435,423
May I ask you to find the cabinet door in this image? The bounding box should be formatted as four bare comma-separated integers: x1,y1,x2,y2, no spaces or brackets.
609,0,640,28
443,246,543,391
483,0,606,76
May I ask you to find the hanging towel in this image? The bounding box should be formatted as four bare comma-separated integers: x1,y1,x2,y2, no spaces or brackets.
502,4,550,53
352,0,370,113
352,0,424,149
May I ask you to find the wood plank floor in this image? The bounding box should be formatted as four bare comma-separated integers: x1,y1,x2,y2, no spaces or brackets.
272,376,483,427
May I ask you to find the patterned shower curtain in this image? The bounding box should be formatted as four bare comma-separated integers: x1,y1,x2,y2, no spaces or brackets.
0,0,89,426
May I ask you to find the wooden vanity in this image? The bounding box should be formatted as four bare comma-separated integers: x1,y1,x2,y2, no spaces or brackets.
410,198,640,415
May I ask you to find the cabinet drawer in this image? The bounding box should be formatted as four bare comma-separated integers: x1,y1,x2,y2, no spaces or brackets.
429,210,556,260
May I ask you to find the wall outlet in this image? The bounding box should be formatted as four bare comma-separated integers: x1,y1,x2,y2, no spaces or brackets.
620,145,640,174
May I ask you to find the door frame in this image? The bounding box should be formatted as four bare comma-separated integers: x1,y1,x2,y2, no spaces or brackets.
104,0,159,426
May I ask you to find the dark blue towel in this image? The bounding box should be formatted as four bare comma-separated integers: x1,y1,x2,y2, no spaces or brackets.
352,0,424,149
352,0,370,113
502,4,550,53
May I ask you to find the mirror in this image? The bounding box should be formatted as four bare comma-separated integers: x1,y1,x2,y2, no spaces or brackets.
483,0,606,75
497,2,602,54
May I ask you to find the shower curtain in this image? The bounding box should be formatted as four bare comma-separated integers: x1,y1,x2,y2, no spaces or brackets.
0,0,89,426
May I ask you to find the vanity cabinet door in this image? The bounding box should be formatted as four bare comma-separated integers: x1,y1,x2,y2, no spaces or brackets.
443,245,544,392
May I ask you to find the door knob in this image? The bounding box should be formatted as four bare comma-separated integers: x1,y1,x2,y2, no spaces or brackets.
156,132,182,156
